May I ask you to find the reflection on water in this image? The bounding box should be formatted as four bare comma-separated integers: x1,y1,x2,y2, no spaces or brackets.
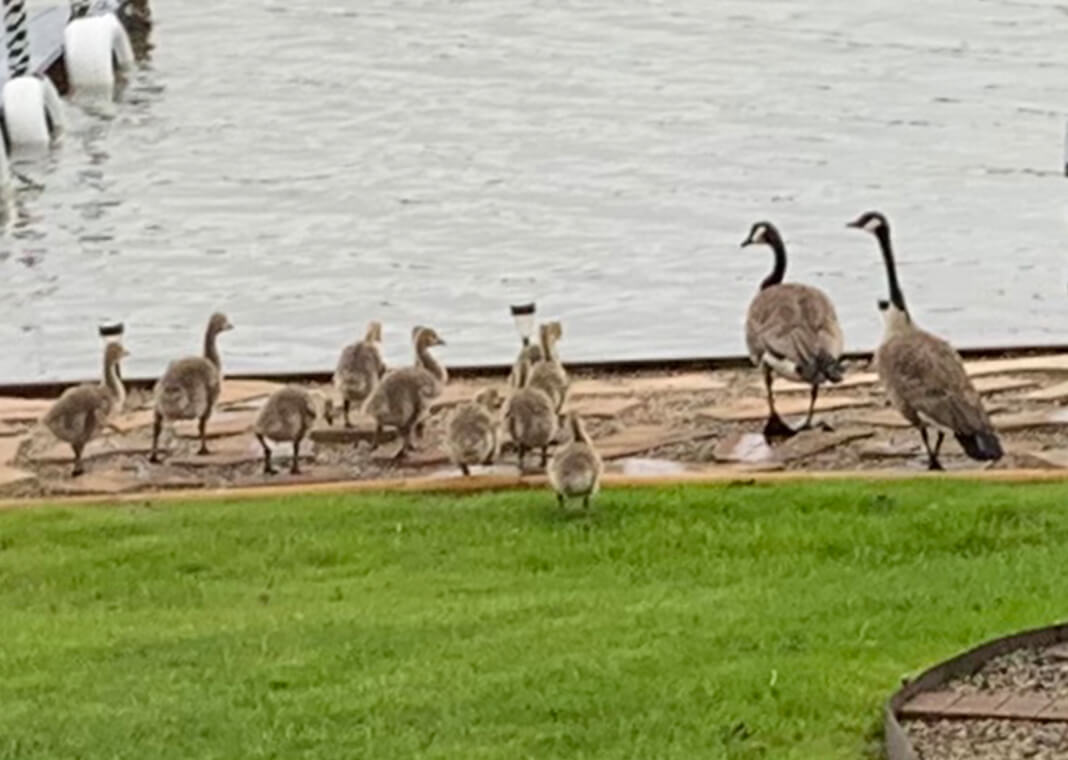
3,0,1066,382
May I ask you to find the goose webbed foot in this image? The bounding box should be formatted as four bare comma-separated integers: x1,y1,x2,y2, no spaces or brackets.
927,459,944,471
763,413,796,441
197,445,212,456
264,464,278,476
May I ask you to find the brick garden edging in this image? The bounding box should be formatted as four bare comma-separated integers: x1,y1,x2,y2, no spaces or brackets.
885,622,1068,760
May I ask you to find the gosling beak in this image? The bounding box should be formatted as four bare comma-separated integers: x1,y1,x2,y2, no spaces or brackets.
122,348,131,358
224,321,234,331
436,338,447,347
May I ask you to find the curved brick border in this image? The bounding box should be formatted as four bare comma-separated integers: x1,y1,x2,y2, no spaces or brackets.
885,622,1068,760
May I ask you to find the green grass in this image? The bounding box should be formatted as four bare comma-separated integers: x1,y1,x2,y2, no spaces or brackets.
0,481,1066,759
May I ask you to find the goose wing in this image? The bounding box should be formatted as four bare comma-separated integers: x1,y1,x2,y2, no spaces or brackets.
746,284,843,365
876,331,991,434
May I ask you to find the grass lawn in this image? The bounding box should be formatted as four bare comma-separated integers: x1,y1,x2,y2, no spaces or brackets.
0,481,1066,759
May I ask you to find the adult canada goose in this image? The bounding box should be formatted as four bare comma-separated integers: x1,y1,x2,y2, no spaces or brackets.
363,326,446,459
847,211,1003,470
548,413,603,509
150,312,233,462
527,322,568,413
254,386,326,475
445,388,503,476
740,221,845,439
334,321,386,427
503,355,558,470
42,342,128,477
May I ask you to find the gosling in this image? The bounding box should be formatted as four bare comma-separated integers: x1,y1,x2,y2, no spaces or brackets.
503,356,558,470
42,342,128,477
150,312,233,462
527,321,568,412
363,326,446,460
254,386,328,475
333,320,386,427
445,387,503,476
548,412,603,509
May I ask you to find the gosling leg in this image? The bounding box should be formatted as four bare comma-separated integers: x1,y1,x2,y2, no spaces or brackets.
556,493,565,509
197,413,211,456
290,435,302,475
517,444,526,471
540,445,549,468
343,400,352,428
582,494,591,510
149,411,163,463
71,442,85,478
257,434,277,475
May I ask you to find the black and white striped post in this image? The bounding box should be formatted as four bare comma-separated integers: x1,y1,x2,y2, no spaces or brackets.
2,0,30,78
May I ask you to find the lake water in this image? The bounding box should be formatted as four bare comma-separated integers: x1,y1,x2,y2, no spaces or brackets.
3,0,1066,383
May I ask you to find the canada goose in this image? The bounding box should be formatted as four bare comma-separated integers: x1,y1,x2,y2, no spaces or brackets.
254,386,325,475
503,356,558,470
445,388,503,476
527,321,569,412
848,211,1003,470
42,342,128,477
334,320,386,427
363,326,446,459
741,221,845,439
150,312,233,462
548,413,603,509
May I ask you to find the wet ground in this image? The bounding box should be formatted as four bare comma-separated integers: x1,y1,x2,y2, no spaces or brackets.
7,352,1068,500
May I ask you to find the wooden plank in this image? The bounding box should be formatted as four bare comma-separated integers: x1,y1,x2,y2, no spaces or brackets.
697,395,872,422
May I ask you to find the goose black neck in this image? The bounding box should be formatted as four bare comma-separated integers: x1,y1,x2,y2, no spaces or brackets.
876,226,907,313
759,239,787,290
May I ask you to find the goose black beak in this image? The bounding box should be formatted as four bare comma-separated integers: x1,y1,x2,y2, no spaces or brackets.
845,219,862,229
739,238,753,248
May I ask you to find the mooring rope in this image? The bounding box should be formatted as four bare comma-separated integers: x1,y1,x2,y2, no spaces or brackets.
2,0,30,78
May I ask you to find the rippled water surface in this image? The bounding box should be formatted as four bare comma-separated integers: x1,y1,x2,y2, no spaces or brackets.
3,0,1066,382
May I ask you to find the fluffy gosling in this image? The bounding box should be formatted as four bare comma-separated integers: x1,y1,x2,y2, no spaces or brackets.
334,320,386,427
445,387,503,476
503,356,558,470
254,386,328,475
42,342,128,477
363,326,446,459
548,412,603,509
151,312,233,461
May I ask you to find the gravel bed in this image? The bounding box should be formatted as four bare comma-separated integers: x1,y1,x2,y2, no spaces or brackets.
907,718,1068,760
904,644,1068,759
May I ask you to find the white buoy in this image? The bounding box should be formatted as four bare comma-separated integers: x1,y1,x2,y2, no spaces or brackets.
1,0,65,148
63,8,133,97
